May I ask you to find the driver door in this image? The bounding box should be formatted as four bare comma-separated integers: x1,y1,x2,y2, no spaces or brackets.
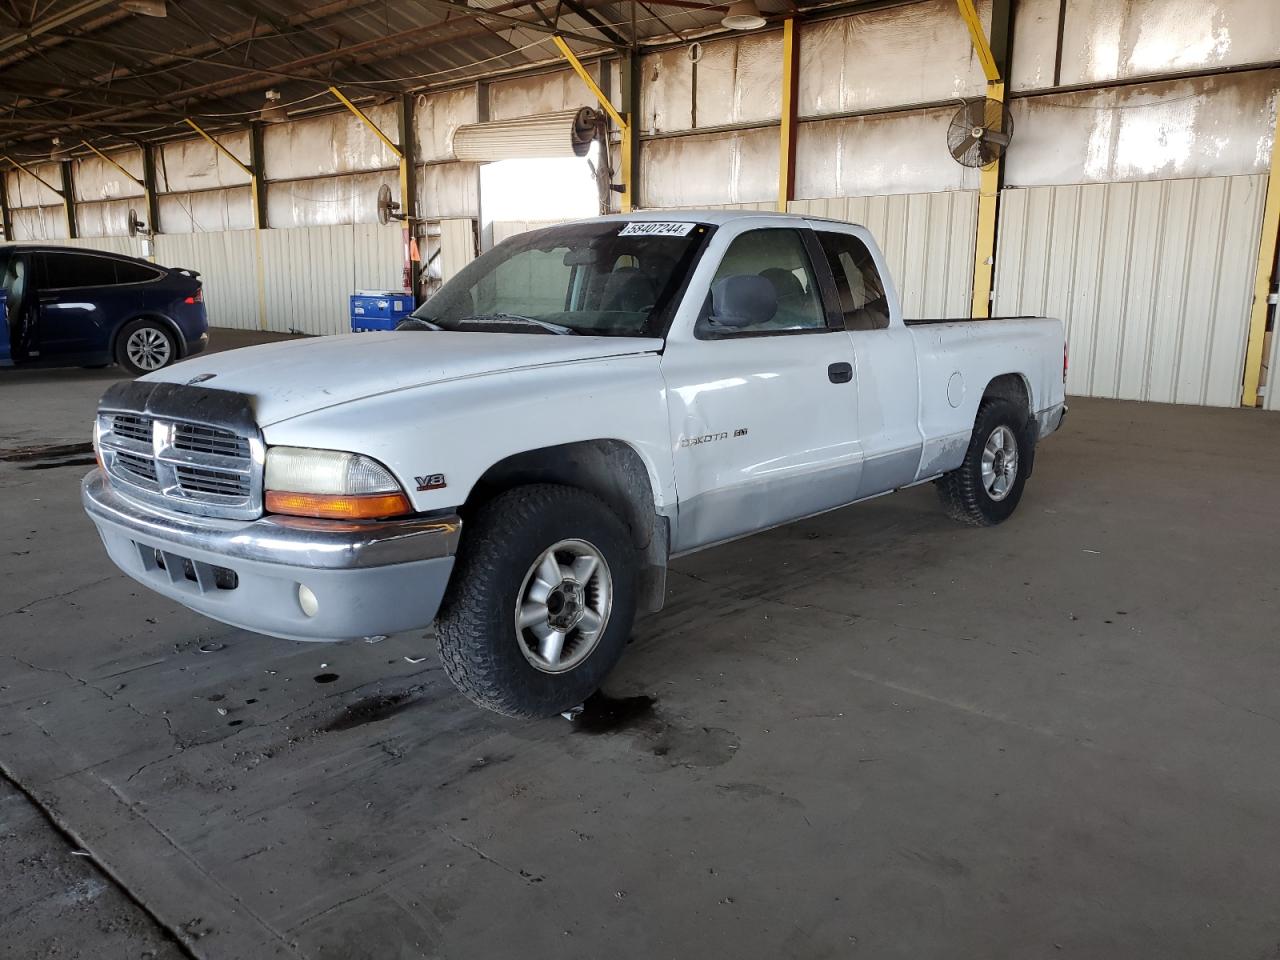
660,225,863,553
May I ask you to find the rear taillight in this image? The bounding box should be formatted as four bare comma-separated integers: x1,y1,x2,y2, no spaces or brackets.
184,287,203,305
1063,342,1069,383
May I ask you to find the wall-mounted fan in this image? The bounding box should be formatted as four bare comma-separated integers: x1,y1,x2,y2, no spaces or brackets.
377,183,404,225
947,98,1014,168
127,208,152,237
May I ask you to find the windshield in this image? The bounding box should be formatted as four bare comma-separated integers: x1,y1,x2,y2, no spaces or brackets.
413,220,712,337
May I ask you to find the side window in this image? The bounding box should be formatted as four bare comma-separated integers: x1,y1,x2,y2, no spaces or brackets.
38,252,118,289
698,228,827,336
816,231,890,331
115,261,161,284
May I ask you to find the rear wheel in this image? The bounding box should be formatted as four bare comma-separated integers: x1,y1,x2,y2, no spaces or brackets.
936,398,1030,526
117,319,177,375
435,484,637,719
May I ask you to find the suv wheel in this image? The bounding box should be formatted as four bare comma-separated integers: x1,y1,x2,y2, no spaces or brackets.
118,319,177,375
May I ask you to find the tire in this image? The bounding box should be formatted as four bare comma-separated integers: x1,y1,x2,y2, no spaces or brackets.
436,483,638,719
936,398,1030,526
116,319,177,376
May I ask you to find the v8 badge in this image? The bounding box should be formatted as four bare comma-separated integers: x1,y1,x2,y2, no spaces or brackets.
415,473,447,491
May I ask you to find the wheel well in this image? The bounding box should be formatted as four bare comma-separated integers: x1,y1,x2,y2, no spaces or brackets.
112,314,185,361
464,440,669,614
982,372,1037,477
982,373,1031,421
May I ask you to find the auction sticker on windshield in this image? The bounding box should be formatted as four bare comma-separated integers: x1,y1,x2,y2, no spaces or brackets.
617,221,696,237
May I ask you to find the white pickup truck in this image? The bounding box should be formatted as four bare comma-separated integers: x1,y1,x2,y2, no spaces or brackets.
83,211,1066,717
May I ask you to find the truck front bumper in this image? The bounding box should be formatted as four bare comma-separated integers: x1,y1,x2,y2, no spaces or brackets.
82,469,459,642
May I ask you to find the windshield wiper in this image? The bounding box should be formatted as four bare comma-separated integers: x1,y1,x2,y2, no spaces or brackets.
457,313,580,335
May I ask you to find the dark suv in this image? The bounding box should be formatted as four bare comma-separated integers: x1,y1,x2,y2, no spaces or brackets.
0,245,208,375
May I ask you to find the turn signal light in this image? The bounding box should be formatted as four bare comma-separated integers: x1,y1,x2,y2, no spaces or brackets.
265,490,412,520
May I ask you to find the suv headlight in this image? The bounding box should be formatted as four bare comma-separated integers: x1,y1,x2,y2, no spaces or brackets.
264,447,411,519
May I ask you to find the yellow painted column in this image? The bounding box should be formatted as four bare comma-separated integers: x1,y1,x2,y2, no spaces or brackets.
971,82,1004,319
1240,104,1280,407
777,18,799,213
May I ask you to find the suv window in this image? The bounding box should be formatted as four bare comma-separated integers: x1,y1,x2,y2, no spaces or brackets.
698,228,827,337
37,251,119,289
815,231,890,331
115,261,161,284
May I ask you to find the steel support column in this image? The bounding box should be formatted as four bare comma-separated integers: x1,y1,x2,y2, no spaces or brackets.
777,18,800,212
0,170,11,240
620,53,640,211
59,159,77,239
957,0,1010,318
1240,101,1280,406
140,145,160,242
398,93,419,300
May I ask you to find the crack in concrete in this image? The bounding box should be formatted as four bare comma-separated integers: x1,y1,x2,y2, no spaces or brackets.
0,575,117,619
439,829,542,884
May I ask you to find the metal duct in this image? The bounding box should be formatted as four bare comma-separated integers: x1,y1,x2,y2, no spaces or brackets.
452,108,601,162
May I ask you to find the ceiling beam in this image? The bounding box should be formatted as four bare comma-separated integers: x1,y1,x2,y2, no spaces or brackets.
0,0,624,149
0,0,119,56
410,0,627,49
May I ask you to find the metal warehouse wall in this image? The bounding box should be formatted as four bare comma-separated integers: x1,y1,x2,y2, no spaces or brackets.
995,176,1266,406
3,0,1277,408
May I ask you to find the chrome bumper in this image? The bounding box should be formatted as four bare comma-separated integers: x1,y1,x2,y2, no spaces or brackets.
82,469,460,642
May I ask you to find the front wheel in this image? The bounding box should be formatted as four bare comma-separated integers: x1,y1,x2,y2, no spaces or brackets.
936,398,1030,526
435,484,637,719
117,319,177,375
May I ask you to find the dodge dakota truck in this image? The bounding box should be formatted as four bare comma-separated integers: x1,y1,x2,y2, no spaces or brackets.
83,211,1066,718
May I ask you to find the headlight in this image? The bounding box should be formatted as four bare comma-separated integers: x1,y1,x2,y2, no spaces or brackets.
264,447,411,519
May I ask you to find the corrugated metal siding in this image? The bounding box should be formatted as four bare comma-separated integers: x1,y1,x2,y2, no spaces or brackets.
789,192,978,318
994,175,1267,406
152,224,401,334
439,218,477,283
154,231,259,331
257,223,404,336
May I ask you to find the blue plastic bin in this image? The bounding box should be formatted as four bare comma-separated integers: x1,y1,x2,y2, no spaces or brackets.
350,290,412,332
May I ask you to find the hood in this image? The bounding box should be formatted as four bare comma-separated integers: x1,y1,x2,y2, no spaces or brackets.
145,331,663,426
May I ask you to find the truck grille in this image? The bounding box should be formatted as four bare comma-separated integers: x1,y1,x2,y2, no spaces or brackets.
97,409,263,520
111,413,153,444
173,423,251,459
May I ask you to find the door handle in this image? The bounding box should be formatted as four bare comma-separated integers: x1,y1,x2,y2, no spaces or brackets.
828,362,853,384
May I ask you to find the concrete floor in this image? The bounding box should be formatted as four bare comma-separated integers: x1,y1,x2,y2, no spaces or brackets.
3,336,1280,959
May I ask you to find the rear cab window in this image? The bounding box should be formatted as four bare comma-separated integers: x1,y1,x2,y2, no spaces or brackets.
814,231,891,331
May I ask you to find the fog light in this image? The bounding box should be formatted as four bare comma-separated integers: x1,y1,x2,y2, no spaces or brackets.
297,583,319,617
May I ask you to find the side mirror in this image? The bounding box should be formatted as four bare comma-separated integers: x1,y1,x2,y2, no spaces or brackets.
708,275,777,329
